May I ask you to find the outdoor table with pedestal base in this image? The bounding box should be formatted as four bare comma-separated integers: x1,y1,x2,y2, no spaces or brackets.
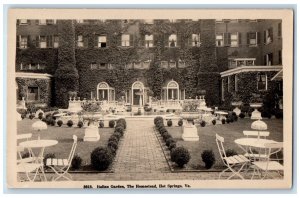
19,139,58,181
234,138,278,161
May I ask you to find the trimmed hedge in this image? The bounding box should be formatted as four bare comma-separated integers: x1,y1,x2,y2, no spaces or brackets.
91,147,113,171
170,147,191,168
201,150,216,169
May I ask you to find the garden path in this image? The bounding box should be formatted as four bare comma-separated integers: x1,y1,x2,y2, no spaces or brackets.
112,119,170,173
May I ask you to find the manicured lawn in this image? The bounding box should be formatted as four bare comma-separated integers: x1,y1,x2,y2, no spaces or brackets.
17,119,114,171
167,118,283,170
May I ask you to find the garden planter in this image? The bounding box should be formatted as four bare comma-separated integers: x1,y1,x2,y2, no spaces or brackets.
180,112,199,141
250,103,263,120
84,124,100,142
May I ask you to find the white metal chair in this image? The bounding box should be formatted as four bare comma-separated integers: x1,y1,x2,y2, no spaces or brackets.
46,135,77,181
17,133,36,163
251,142,284,179
216,134,250,180
17,146,46,182
243,130,270,160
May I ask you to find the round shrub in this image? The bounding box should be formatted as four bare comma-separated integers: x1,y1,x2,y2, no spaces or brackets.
46,118,55,126
239,112,245,119
108,146,117,156
169,142,177,151
77,121,83,128
170,147,191,168
107,141,118,151
43,153,56,168
50,119,56,126
200,120,206,127
178,120,183,126
71,154,82,170
108,136,119,144
167,120,173,127
154,116,164,125
162,133,172,141
159,127,167,135
115,126,124,136
99,121,104,128
262,111,272,119
21,114,26,120
29,114,35,120
212,120,216,125
166,138,175,147
52,111,60,120
226,118,231,124
67,120,73,127
221,119,226,124
225,149,238,157
91,147,113,171
41,118,47,123
38,112,43,120
117,118,126,129
112,132,122,141
201,150,216,169
57,120,63,127
109,120,115,128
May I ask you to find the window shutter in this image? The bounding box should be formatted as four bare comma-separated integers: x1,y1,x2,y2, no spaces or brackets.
16,35,20,48
247,32,250,45
269,27,273,40
27,35,31,47
257,32,261,44
263,55,267,65
224,33,231,46
84,37,88,48
47,36,53,48
263,30,266,44
238,32,242,45
164,34,169,47
141,35,145,47
36,36,40,48
129,34,133,46
16,19,20,25
94,35,98,48
187,35,192,47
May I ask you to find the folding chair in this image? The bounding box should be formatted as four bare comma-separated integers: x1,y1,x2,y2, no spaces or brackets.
46,135,77,181
17,133,36,163
216,134,250,180
17,146,46,182
243,131,270,161
251,142,284,179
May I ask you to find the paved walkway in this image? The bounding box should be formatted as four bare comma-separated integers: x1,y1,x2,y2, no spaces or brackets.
112,119,169,174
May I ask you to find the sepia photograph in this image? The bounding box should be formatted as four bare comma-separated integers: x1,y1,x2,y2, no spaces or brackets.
6,8,294,189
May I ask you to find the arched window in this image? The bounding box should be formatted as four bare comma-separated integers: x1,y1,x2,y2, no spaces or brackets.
96,82,115,101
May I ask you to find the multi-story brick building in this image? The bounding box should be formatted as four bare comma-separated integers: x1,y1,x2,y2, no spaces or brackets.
15,19,283,110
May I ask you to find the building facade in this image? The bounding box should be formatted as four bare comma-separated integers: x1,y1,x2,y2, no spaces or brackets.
15,19,283,109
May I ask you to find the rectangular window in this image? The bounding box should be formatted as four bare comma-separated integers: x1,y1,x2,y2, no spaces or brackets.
257,74,267,91
98,36,107,48
227,76,230,92
39,36,47,48
99,63,107,69
145,35,153,48
160,61,168,69
20,36,28,49
234,75,238,92
168,34,177,47
178,60,186,68
216,33,224,47
90,63,98,70
39,20,47,25
221,79,225,101
77,35,84,47
230,33,238,47
53,36,59,48
278,50,282,65
278,22,282,37
125,63,133,69
265,53,273,66
264,28,273,44
169,60,176,68
192,34,201,46
46,20,54,25
121,34,130,46
134,62,142,69
248,32,257,46
143,60,151,69
19,19,28,25
27,87,39,101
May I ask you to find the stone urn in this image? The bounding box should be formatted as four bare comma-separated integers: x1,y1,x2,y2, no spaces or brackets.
231,101,243,116
180,112,199,141
250,103,263,120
